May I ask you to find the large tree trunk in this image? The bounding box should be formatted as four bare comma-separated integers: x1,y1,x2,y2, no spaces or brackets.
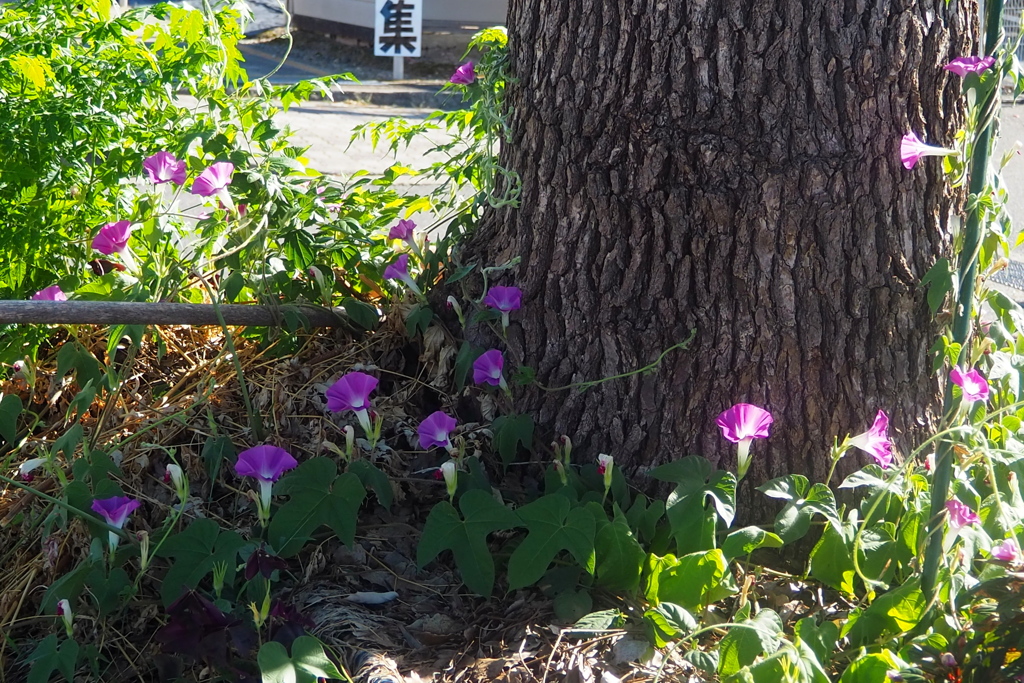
468,0,972,510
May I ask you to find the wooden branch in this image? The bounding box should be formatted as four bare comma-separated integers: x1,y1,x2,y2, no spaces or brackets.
0,301,352,328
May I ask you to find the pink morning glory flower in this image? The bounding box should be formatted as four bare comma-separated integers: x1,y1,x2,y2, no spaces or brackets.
31,285,67,301
472,349,507,390
900,132,957,170
950,366,989,404
143,151,187,186
91,221,133,255
384,253,423,296
91,495,141,554
326,371,378,435
418,411,457,451
716,403,773,481
992,537,1022,563
235,445,298,525
191,161,234,197
943,56,996,77
449,62,476,85
945,499,980,531
483,286,522,329
848,410,894,469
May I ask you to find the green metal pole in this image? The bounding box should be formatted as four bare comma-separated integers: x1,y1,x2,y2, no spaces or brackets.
921,0,1004,600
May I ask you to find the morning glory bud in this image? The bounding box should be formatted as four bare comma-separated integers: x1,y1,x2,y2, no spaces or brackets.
440,461,458,501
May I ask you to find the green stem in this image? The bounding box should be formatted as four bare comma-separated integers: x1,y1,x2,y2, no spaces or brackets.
533,329,697,393
922,0,1004,600
0,473,130,542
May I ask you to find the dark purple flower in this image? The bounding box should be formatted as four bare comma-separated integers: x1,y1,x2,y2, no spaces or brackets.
449,62,476,85
155,589,247,668
418,411,457,451
143,151,187,186
191,162,234,197
244,544,289,580
943,56,996,77
31,285,67,301
472,349,506,389
92,221,133,255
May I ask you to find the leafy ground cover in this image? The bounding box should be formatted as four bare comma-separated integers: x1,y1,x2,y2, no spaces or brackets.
4,1,1024,683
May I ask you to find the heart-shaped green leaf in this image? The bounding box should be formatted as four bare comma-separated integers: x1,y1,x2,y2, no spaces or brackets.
417,489,520,595
508,494,595,589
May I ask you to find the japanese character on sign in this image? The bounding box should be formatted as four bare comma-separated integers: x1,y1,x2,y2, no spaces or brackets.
374,0,423,58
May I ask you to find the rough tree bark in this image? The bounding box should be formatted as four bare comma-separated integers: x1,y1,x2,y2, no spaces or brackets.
467,0,972,508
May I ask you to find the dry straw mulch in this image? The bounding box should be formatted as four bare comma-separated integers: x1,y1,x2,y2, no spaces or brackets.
0,320,701,682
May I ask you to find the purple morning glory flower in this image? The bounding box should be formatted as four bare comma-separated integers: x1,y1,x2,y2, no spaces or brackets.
483,286,522,313
235,445,297,484
384,253,423,296
384,253,411,281
235,445,298,525
31,285,67,301
943,56,996,77
946,499,980,531
326,371,378,434
388,219,416,241
449,62,476,85
91,496,141,554
950,366,989,404
473,349,507,390
418,411,457,451
848,410,894,469
143,151,187,186
191,162,234,197
92,221,133,255
716,403,773,481
483,286,522,329
900,132,957,170
91,496,141,529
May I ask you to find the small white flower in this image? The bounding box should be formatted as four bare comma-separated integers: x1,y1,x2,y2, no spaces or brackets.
18,457,47,481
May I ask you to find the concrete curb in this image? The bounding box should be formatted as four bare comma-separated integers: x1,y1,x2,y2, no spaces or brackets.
327,82,464,110
237,44,460,109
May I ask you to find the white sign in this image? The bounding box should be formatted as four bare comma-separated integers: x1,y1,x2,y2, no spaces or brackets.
374,0,422,58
